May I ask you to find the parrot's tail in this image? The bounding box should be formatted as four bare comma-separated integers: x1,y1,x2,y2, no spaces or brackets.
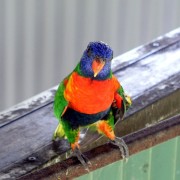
53,123,65,140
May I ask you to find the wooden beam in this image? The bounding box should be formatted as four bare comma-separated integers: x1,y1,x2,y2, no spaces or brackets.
0,28,180,179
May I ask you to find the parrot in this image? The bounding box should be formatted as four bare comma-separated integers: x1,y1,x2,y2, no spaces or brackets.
53,41,132,170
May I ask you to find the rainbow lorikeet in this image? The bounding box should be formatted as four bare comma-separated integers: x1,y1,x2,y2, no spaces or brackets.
53,41,132,170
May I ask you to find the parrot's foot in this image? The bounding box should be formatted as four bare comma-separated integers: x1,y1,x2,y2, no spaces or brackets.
111,137,129,160
73,147,91,172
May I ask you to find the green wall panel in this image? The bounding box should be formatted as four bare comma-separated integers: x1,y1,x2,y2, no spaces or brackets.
150,137,177,180
123,149,150,180
76,136,180,180
175,137,180,180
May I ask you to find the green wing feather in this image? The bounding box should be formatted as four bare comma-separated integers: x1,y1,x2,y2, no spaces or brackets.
53,64,81,140
113,85,132,124
53,79,68,120
53,76,70,139
53,63,82,120
118,85,132,111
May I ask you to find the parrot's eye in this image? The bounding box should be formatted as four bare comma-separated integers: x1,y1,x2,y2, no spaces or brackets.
87,47,92,57
110,53,113,60
95,58,105,64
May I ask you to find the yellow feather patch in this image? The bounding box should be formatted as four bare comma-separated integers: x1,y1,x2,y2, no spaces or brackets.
53,123,65,140
125,94,132,106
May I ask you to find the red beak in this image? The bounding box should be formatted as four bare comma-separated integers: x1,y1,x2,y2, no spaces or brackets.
92,58,105,77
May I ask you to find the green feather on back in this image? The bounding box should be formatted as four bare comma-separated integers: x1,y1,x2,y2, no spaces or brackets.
53,79,68,120
53,77,69,139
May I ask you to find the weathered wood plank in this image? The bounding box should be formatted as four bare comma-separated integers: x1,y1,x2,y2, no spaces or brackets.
1,28,180,127
0,28,180,179
18,114,180,180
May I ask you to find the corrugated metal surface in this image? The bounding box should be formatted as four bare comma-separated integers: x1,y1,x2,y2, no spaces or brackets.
76,136,180,180
0,0,180,111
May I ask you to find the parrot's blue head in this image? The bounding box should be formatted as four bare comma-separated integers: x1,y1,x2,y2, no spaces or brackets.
80,41,113,80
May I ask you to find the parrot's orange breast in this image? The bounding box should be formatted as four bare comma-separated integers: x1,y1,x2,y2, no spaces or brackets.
64,72,120,114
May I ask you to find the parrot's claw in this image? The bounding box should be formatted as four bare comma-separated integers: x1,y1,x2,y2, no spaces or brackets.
73,147,91,172
111,137,129,161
